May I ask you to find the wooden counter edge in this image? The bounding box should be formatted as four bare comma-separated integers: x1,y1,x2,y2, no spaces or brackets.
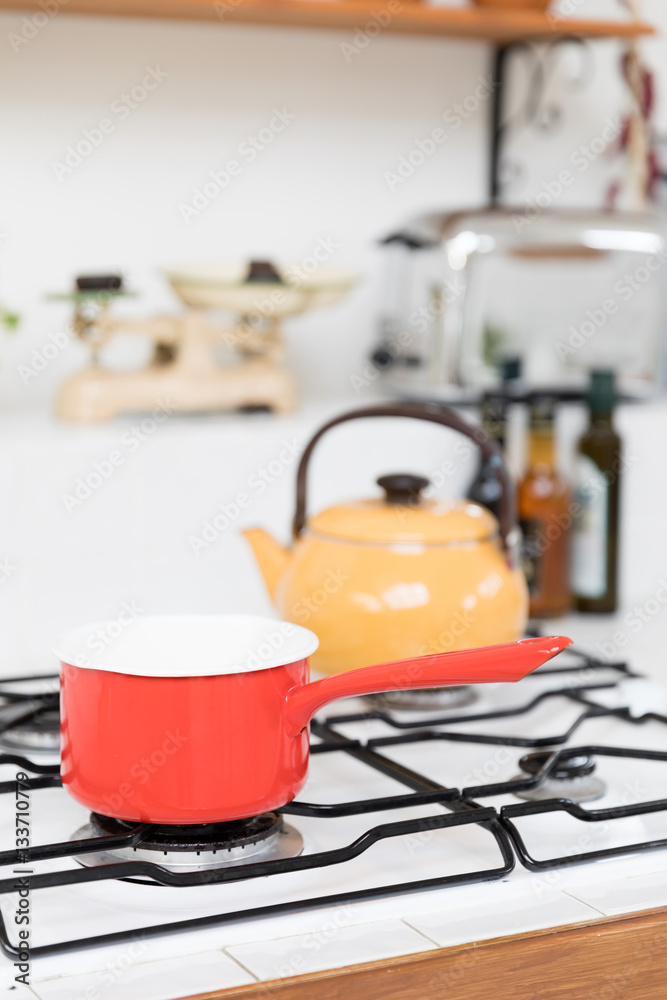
182,904,667,1000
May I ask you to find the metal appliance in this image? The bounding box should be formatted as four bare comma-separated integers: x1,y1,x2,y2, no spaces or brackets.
371,209,666,401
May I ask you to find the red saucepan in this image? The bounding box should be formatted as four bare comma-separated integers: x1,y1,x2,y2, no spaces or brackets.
55,614,572,825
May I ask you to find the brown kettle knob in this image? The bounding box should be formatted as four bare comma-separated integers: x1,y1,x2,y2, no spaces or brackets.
377,473,430,506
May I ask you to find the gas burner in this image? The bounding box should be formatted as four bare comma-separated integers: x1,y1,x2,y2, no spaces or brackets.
365,685,477,712
0,706,60,755
72,811,304,874
513,750,606,803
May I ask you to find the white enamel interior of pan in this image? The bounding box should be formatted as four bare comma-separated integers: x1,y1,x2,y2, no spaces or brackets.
53,614,319,677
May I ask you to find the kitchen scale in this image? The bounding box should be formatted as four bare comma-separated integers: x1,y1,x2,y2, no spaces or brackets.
53,262,356,421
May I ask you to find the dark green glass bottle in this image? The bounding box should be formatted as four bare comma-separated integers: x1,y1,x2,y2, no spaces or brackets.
572,370,621,614
468,358,521,518
468,390,507,519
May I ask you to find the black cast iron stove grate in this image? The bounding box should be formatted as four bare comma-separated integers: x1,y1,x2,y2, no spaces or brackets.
0,644,666,959
0,674,60,754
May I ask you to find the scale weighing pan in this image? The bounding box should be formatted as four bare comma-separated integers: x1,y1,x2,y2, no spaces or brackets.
165,263,357,316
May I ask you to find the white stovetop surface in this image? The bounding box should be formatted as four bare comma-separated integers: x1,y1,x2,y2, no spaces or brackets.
4,612,667,1000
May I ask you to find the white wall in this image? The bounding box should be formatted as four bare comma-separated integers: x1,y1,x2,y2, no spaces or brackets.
0,0,666,407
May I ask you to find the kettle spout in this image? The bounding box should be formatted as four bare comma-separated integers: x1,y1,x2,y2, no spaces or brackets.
242,528,291,601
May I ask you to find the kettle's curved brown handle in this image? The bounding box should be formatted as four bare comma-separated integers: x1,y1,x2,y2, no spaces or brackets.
293,402,516,555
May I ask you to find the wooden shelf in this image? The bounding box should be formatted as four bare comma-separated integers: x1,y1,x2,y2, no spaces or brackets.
0,0,655,38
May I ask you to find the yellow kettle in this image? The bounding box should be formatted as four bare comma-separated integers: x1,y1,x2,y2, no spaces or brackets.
243,403,528,677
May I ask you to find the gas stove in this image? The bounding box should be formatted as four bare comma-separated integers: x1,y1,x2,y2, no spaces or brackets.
0,674,59,757
71,812,305,876
1,642,667,983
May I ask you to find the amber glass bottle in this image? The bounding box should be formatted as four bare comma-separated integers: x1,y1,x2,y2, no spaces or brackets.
518,395,572,618
572,370,621,614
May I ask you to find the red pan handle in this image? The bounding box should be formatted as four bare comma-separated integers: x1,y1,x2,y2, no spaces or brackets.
284,636,572,736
